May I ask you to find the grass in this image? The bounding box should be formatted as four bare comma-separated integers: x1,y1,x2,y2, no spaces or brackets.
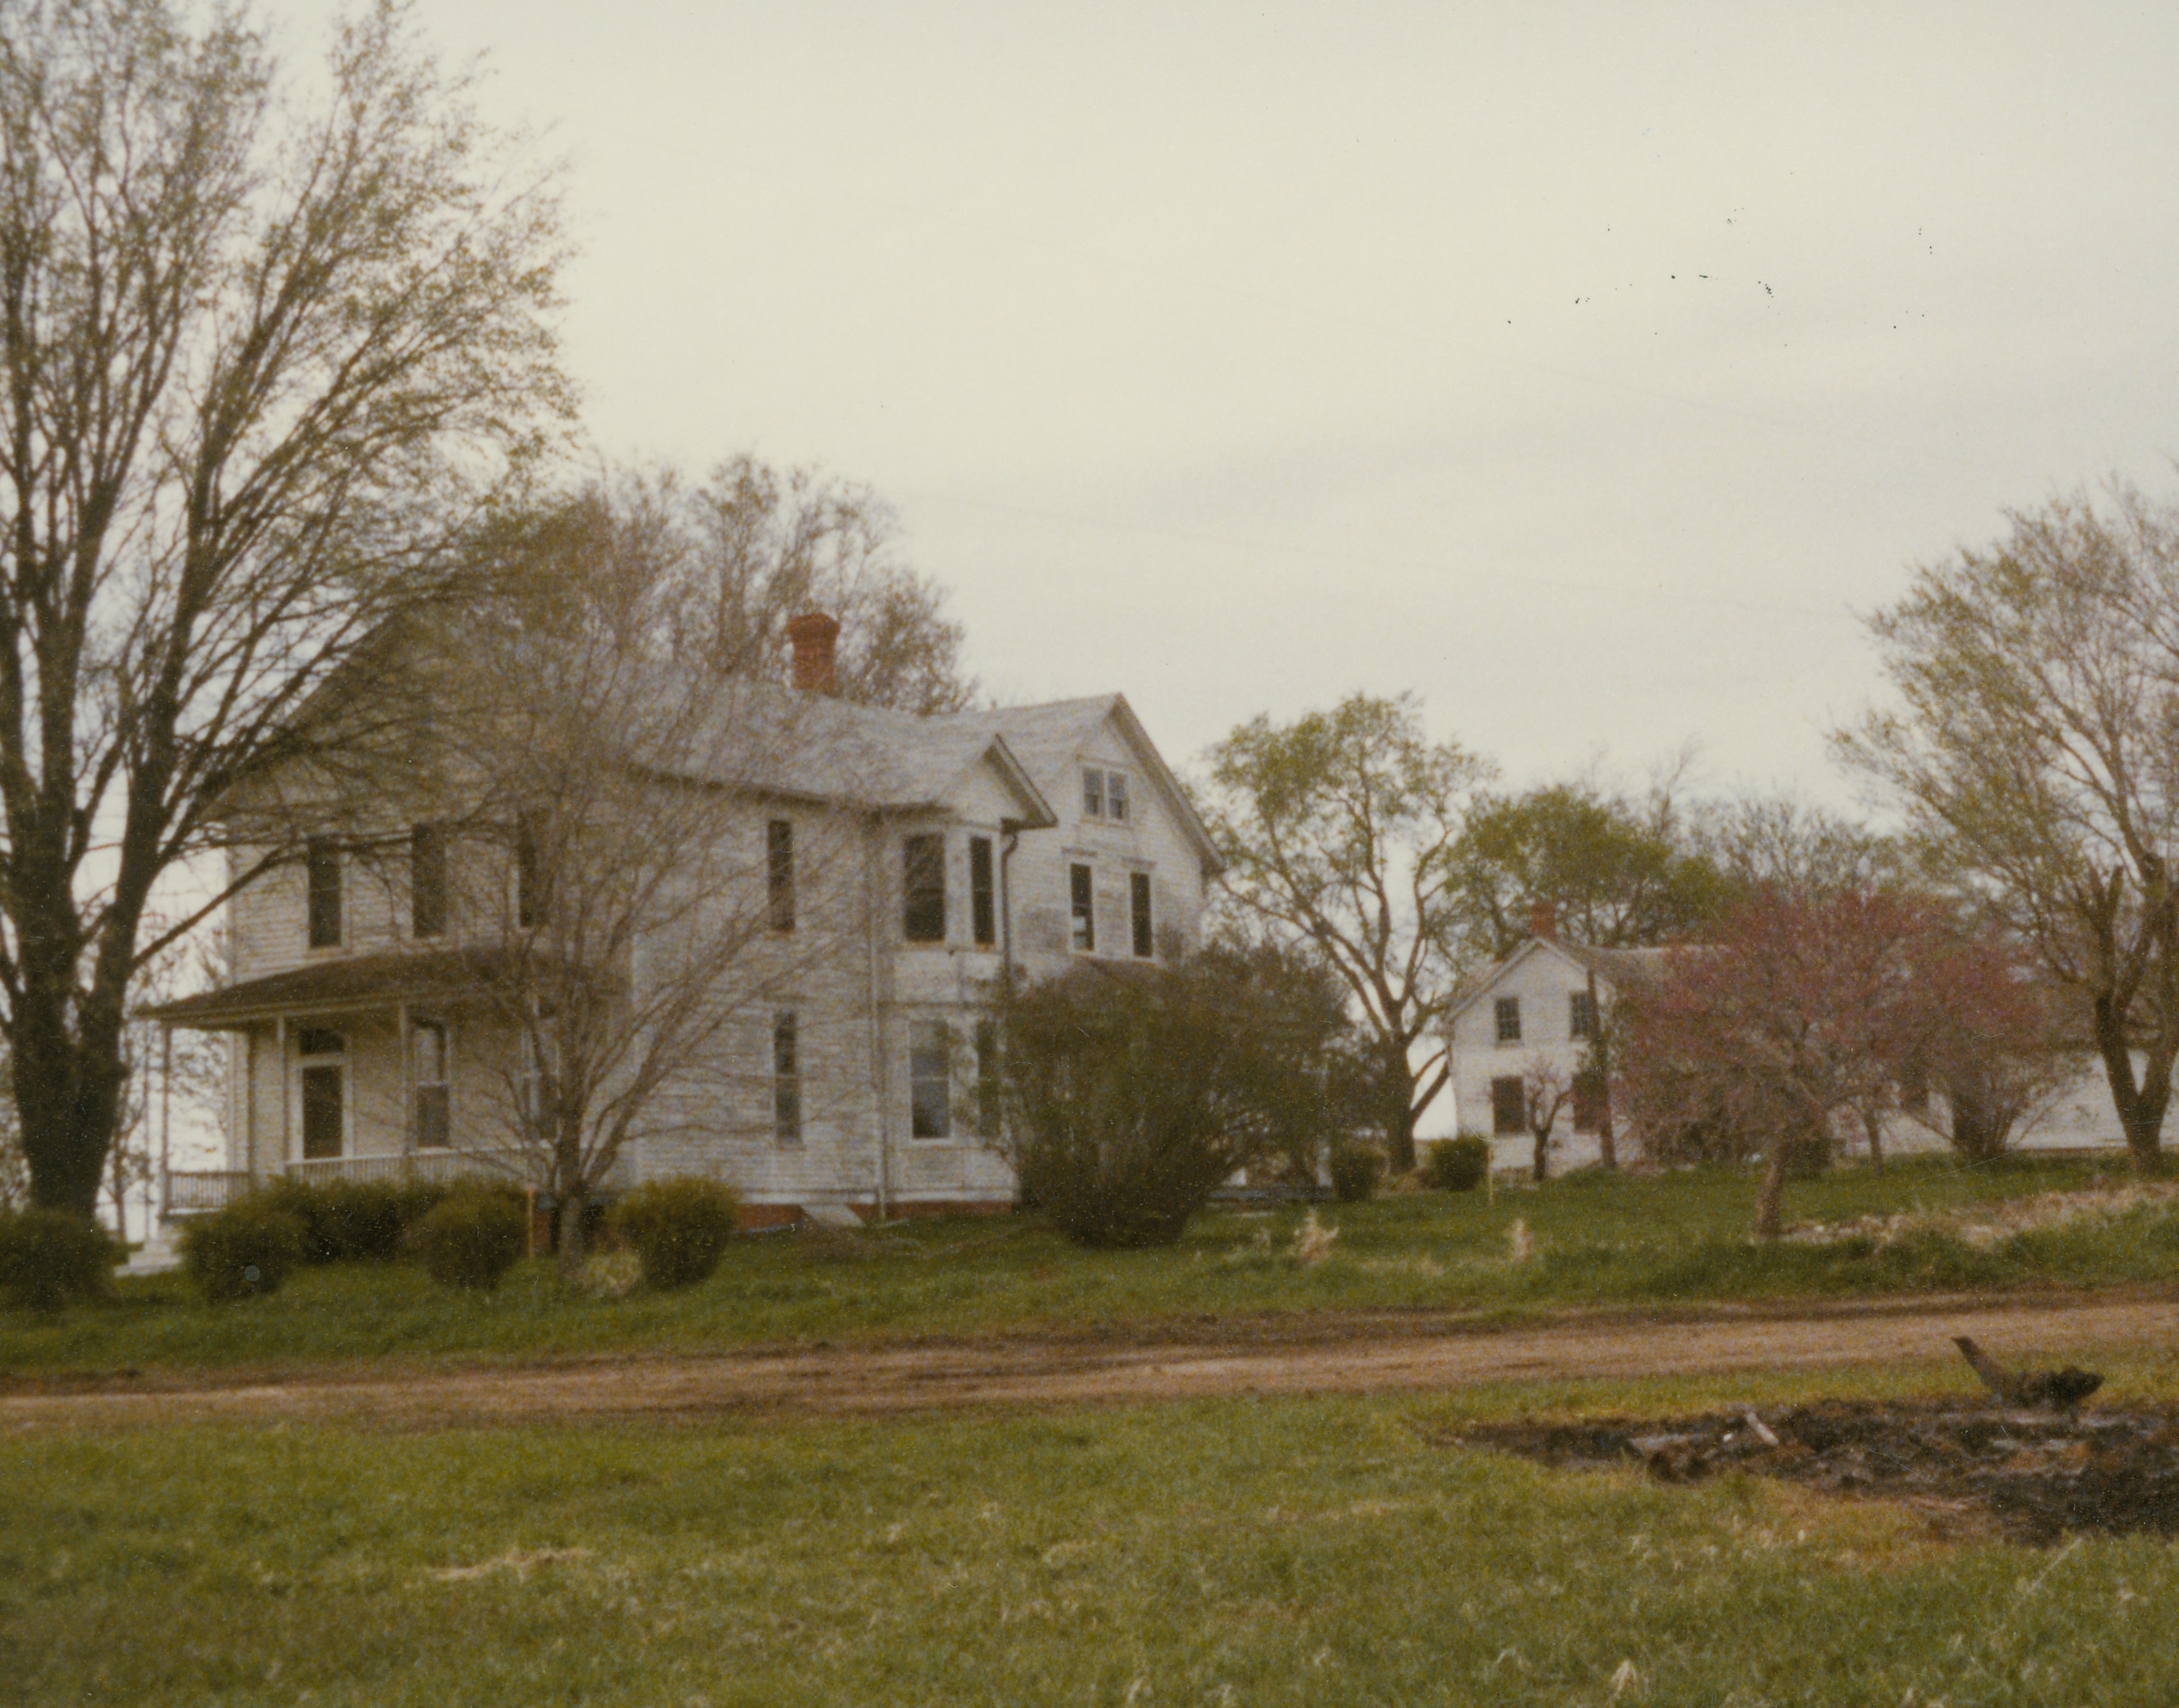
7,1153,2177,1375
10,1347,2179,1707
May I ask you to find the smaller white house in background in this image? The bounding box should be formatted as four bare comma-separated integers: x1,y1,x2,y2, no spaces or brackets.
1442,932,1663,1174
1445,926,2168,1173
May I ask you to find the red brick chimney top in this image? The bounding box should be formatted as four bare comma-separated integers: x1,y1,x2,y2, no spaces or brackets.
1527,898,1558,941
786,611,840,694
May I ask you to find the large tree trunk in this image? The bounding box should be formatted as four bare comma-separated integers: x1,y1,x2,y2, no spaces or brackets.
13,918,135,1220
1531,1122,1552,1184
1380,1055,1419,1174
1753,1144,1790,1242
2092,999,2171,1177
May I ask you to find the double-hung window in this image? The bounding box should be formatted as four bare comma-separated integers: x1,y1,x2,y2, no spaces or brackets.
1495,997,1522,1044
903,833,946,942
767,820,795,933
969,836,995,948
411,824,448,939
306,839,343,949
1491,1075,1526,1137
516,812,550,928
1130,872,1153,958
1069,863,1095,952
1080,767,1131,824
1569,990,1597,1041
974,1018,1001,1139
910,1021,951,1140
773,1010,802,1144
411,1019,450,1149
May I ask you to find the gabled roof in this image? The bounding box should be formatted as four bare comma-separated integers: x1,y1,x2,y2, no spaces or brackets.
939,694,1225,877
663,676,1057,828
1441,935,1678,1031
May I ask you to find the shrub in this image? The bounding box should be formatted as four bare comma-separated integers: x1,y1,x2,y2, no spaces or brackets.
1328,1138,1386,1204
180,1200,308,1302
0,1209,119,1310
1004,953,1346,1248
1421,1135,1492,1193
610,1177,739,1289
411,1190,526,1290
256,1177,421,1264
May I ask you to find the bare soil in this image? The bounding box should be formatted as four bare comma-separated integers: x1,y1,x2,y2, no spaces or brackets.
1456,1400,2179,1545
3,1290,2172,1433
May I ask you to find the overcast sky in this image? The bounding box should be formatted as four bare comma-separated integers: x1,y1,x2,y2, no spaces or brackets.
285,0,2179,808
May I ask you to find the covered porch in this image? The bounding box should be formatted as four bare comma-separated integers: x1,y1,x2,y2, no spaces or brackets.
145,948,627,1214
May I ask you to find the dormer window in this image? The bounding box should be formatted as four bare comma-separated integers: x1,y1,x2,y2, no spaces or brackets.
1081,767,1131,824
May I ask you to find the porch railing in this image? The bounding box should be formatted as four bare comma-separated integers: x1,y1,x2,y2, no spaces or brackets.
164,1147,636,1214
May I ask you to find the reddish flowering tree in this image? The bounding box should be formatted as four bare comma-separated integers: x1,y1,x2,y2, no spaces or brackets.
1618,891,2053,1239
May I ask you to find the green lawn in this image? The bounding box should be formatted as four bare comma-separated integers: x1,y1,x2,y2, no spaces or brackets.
10,1350,2179,1707
7,1154,2177,1375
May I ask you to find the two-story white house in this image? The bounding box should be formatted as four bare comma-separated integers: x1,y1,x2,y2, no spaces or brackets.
151,616,1223,1226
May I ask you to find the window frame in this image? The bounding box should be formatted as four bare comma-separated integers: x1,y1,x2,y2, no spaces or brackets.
772,1009,802,1145
1494,996,1523,1044
411,823,448,940
973,1018,1001,1140
909,1019,953,1141
1080,767,1104,821
767,819,796,933
305,838,343,949
969,835,996,948
1490,1074,1527,1137
411,1018,451,1150
1569,990,1597,1041
1069,862,1096,953
903,832,947,944
296,1029,346,1161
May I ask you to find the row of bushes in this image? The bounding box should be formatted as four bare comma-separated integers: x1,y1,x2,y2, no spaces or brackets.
177,1174,741,1303
1328,1134,1495,1202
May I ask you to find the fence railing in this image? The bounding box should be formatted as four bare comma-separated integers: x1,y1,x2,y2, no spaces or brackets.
165,1147,635,1214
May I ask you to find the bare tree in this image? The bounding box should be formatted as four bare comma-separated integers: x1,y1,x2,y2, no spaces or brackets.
377,501,877,1274
654,456,976,714
1202,693,1493,1171
0,0,568,1214
1521,1057,1574,1184
1840,485,2179,1175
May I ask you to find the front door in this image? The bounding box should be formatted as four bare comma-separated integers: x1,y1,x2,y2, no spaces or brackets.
300,1063,344,1160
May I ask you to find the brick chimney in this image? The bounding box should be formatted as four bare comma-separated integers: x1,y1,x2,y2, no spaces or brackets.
786,612,840,694
1527,898,1558,941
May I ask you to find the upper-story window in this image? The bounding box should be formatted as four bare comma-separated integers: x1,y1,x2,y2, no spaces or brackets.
1130,871,1154,958
1081,767,1131,824
1069,862,1096,952
767,819,795,933
969,835,995,948
411,824,448,940
903,833,946,942
306,838,343,949
516,812,550,928
1495,996,1522,1043
1569,990,1597,1041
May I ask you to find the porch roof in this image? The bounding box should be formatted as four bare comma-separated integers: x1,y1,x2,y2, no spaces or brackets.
141,946,519,1031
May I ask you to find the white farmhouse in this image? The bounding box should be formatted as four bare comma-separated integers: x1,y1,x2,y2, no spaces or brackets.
1442,927,1662,1174
152,616,1223,1226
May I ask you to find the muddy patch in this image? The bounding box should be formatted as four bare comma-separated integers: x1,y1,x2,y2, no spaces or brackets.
1456,1400,2179,1545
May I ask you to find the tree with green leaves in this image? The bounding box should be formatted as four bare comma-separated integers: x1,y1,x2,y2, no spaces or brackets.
1202,693,1492,1171
1449,782,1730,961
1840,485,2179,1175
0,0,568,1216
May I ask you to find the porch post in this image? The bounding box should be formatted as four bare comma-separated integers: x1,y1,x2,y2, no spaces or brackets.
158,1024,173,1225
397,998,413,1172
275,1015,289,1172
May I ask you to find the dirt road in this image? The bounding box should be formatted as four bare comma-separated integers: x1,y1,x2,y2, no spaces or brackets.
4,1292,2171,1431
